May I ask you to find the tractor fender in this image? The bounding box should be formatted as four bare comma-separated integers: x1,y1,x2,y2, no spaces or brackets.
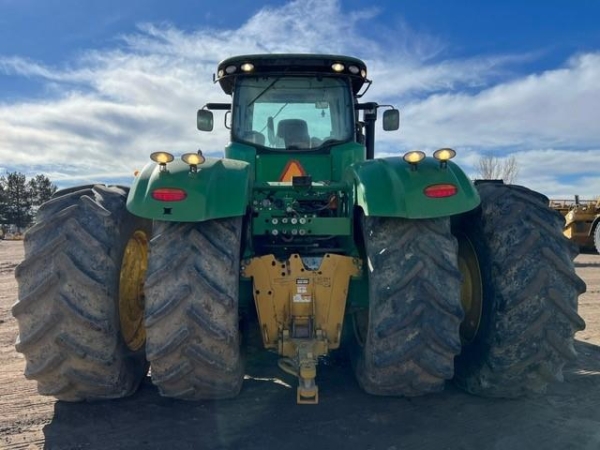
127,157,252,222
345,157,480,219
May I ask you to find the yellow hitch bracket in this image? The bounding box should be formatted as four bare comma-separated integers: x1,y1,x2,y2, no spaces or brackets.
242,253,361,352
242,253,361,403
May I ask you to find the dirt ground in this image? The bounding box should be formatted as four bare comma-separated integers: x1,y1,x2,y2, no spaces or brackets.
0,240,599,450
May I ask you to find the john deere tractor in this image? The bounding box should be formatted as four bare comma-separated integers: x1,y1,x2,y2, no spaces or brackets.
13,54,586,404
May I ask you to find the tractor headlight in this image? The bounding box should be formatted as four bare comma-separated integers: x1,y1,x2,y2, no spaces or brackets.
241,63,254,72
331,63,345,72
433,148,456,162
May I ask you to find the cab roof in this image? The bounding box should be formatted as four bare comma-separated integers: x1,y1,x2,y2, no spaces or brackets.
215,54,369,95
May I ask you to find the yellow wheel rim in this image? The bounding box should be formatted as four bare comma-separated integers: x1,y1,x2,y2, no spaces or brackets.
119,230,149,351
457,234,483,344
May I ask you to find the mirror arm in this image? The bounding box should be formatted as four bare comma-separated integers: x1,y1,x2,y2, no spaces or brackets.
203,102,231,111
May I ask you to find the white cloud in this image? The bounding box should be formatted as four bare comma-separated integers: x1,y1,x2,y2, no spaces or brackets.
0,0,599,197
396,53,600,150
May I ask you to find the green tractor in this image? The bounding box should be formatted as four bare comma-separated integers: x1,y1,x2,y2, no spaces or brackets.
13,54,586,404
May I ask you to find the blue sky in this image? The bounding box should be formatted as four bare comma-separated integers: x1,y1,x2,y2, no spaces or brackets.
1,0,599,197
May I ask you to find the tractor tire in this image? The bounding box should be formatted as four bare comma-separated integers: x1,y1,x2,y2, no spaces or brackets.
12,185,151,401
354,216,464,396
144,218,244,400
594,223,600,255
454,183,587,397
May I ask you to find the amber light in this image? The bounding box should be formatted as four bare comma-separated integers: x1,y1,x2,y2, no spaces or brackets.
433,148,456,162
152,188,187,202
182,152,205,166
424,184,458,198
403,150,426,165
150,152,174,164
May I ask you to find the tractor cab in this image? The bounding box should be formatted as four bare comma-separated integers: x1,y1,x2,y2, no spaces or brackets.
197,54,399,174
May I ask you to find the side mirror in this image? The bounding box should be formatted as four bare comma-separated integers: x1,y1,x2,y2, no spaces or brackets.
197,110,214,132
382,109,400,131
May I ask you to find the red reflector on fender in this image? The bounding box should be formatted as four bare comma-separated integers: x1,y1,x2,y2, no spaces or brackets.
424,184,457,198
152,188,187,202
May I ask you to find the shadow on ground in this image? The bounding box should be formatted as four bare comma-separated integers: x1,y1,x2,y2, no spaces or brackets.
43,342,600,450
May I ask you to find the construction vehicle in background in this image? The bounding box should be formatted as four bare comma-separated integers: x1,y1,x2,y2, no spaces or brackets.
13,54,586,404
551,196,600,254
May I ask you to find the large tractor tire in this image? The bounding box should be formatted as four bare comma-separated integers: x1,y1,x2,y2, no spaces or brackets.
594,223,600,255
354,216,464,396
144,218,244,400
454,183,586,397
12,185,151,401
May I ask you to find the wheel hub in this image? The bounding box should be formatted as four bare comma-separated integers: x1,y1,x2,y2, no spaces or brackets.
119,230,149,351
457,235,483,344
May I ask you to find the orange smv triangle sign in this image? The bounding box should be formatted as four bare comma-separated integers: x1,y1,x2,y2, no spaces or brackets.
279,159,307,182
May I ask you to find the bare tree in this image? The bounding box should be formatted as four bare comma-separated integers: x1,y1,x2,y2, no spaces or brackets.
477,154,519,184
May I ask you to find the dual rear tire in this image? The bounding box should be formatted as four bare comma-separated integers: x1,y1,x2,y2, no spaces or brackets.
13,185,243,401
354,183,586,397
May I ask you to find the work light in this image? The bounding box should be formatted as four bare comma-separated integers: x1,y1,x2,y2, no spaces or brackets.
150,152,174,164
433,148,456,162
182,152,205,166
403,151,426,165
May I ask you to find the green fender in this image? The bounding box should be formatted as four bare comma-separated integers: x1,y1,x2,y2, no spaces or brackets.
126,157,252,222
345,157,480,219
